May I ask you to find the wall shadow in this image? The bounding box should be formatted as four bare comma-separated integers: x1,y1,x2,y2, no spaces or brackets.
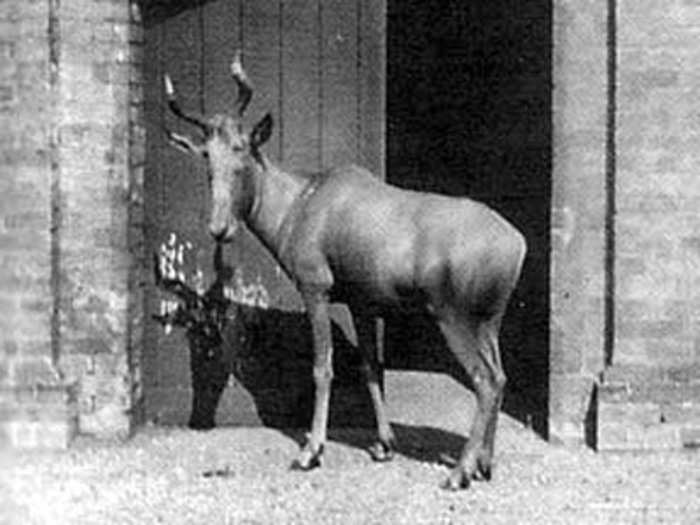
386,0,551,437
214,304,376,430
153,246,375,433
186,305,378,431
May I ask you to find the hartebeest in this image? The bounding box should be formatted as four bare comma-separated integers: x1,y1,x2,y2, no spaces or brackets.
163,52,526,490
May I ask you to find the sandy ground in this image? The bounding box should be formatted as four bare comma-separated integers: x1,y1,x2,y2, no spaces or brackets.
2,374,699,524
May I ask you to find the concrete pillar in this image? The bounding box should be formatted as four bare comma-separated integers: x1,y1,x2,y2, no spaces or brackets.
550,0,609,445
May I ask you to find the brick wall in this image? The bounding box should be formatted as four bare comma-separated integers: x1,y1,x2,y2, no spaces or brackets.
598,0,700,450
0,0,143,448
0,0,68,448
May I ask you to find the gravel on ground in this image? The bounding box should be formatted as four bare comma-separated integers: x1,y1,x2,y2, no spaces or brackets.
2,372,698,524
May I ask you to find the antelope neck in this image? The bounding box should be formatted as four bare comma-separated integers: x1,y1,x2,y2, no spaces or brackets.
245,158,323,258
275,172,324,259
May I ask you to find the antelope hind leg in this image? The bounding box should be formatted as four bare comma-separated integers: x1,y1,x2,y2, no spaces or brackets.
438,316,505,490
353,313,397,462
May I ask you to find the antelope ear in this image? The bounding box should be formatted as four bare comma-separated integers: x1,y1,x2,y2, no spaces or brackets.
250,113,273,149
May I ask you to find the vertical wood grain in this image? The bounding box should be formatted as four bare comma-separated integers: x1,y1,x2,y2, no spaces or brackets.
142,21,163,394
281,0,321,173
241,0,301,310
358,0,386,179
158,6,205,390
242,0,282,163
321,0,358,169
203,0,241,116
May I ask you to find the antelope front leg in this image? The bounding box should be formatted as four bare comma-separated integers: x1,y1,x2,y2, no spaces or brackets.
292,288,334,470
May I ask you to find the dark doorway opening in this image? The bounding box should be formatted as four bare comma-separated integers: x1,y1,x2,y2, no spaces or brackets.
385,0,552,436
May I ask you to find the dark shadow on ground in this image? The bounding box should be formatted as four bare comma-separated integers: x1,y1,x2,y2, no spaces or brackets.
201,424,465,478
327,423,465,467
153,244,374,433
273,423,464,470
191,305,375,432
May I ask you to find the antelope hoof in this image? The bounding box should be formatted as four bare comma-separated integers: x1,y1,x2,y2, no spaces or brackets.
368,438,396,462
442,467,471,491
290,444,324,471
476,457,492,481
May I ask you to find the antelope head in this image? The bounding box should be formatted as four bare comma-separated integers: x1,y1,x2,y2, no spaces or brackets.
164,51,273,243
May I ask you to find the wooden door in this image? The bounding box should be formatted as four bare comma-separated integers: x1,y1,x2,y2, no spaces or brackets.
142,0,385,426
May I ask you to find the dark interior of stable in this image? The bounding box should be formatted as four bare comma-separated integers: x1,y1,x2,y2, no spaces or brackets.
385,0,551,434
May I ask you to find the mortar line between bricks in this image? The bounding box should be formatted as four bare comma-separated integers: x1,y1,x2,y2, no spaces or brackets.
48,0,62,376
127,0,145,425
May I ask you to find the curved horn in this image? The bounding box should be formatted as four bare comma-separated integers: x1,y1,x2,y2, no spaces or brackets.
164,74,210,134
230,51,252,116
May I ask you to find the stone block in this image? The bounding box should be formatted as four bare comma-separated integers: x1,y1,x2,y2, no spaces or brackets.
3,0,48,22
618,0,700,47
597,363,700,450
549,418,586,447
645,339,695,367
549,327,583,374
549,373,594,419
680,426,700,448
598,401,661,426
0,381,77,450
10,356,59,387
596,420,631,451
1,418,77,450
641,423,681,450
79,403,130,439
60,0,129,22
